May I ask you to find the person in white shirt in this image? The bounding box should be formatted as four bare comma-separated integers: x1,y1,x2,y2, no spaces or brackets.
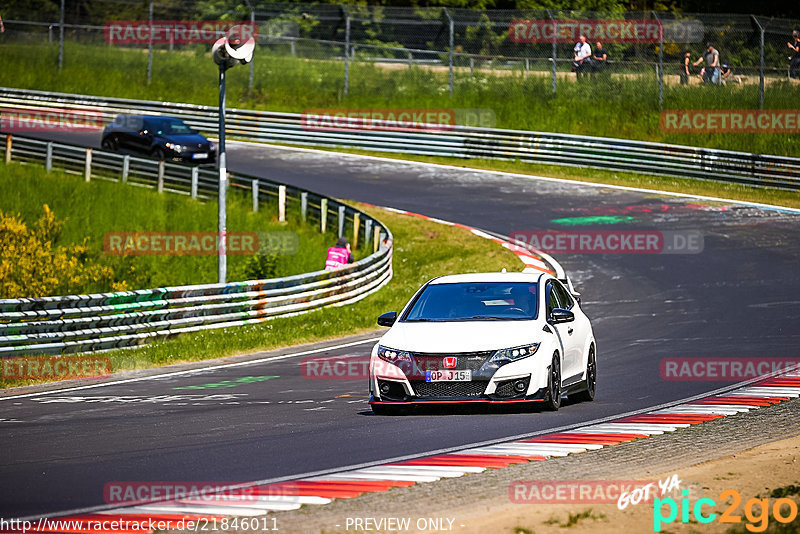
572,35,592,80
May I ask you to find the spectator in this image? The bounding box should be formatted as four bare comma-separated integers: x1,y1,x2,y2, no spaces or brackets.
324,236,354,271
572,35,592,80
693,43,720,84
592,41,608,77
679,50,691,85
719,63,740,84
0,14,4,33
789,31,800,80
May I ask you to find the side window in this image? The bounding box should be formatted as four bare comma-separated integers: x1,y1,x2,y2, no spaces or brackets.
553,281,574,310
546,282,563,316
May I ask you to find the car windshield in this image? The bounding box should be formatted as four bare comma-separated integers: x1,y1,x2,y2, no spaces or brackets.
403,282,538,322
146,118,195,135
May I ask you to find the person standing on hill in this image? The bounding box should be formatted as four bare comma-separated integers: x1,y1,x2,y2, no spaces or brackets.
680,51,691,85
693,43,720,84
572,35,592,81
789,31,800,80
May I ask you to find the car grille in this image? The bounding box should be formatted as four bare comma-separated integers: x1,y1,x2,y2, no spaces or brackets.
409,380,487,398
411,350,494,373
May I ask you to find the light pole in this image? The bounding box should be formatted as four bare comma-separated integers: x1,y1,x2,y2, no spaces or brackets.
212,26,255,284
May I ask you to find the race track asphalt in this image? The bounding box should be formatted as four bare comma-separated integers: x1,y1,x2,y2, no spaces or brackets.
3,132,799,519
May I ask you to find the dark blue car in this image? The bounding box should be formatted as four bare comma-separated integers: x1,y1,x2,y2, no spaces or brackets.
101,114,216,164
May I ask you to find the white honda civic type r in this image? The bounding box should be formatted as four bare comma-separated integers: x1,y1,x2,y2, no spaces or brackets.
369,271,596,415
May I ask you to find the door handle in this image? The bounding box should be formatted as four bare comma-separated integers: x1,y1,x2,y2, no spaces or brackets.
567,327,574,335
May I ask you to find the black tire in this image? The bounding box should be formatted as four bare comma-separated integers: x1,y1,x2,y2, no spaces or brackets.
101,135,118,151
371,403,405,416
571,345,597,403
151,148,167,161
543,353,562,411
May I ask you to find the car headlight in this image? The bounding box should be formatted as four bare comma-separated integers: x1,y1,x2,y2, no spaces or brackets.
489,343,540,363
377,345,413,365
165,142,183,153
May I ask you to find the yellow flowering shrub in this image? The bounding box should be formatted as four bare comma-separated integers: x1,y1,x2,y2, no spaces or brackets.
0,205,128,298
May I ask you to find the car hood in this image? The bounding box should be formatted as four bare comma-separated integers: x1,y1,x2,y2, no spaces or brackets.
378,320,541,353
158,133,209,144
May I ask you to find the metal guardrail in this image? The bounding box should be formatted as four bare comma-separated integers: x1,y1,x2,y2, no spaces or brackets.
1,87,799,190
0,135,393,356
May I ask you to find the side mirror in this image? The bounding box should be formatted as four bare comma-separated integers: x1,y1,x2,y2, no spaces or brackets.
377,311,397,327
548,308,574,324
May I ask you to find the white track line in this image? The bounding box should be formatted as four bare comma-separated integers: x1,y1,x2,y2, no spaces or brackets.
0,337,380,401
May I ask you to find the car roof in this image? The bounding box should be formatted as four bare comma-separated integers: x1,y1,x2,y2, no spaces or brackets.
429,272,544,285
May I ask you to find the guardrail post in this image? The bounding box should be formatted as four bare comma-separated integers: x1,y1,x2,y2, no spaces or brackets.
353,213,360,248
252,179,259,212
524,58,529,80
365,219,373,248
278,185,286,222
373,228,380,253
45,142,53,172
157,160,165,192
338,205,345,237
84,148,92,182
122,155,130,182
190,166,198,198
5,135,11,163
290,40,296,56
300,192,308,221
320,198,328,233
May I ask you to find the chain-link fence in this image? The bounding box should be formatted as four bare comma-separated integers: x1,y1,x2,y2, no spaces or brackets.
1,2,798,117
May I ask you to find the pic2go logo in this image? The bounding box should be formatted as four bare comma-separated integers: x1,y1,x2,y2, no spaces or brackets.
654,489,799,532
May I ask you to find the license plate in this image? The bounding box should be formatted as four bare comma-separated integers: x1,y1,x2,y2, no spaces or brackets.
425,370,471,382
192,153,208,159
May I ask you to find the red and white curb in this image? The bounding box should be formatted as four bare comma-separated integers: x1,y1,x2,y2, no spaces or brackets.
13,376,800,532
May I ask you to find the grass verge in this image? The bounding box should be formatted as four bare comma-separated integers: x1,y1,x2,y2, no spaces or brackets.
0,161,361,296
1,42,799,157
1,203,523,389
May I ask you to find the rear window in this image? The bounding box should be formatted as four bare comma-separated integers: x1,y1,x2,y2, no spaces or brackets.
403,282,538,322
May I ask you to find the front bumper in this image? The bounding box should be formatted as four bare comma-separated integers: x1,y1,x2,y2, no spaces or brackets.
370,356,549,405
